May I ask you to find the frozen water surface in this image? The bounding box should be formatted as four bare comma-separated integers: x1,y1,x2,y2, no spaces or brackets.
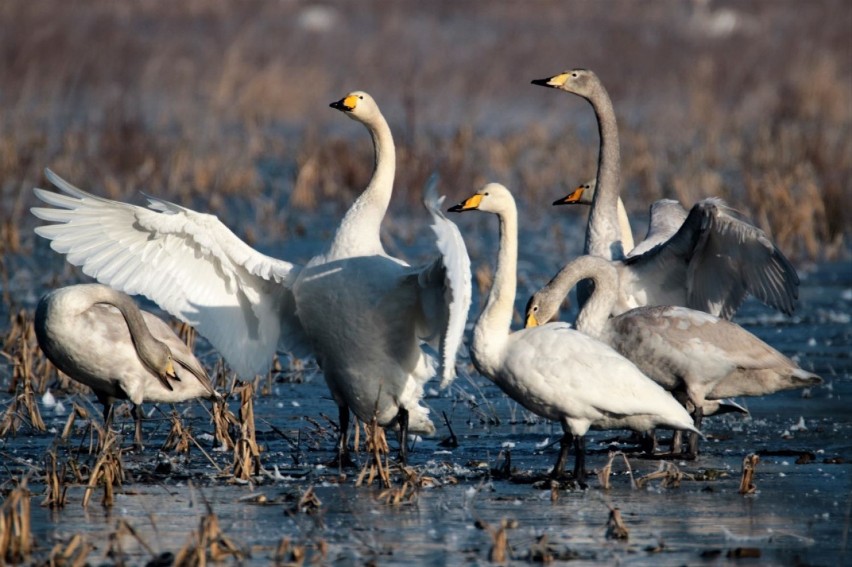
1,205,849,565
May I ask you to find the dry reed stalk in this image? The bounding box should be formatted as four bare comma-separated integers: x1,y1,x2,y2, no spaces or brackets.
47,534,93,567
41,450,68,509
162,411,192,454
475,518,517,564
739,454,759,494
174,504,244,566
82,431,124,508
598,451,637,490
61,402,91,440
176,321,196,351
636,461,692,489
231,382,262,481
286,486,322,516
273,537,306,566
0,477,32,563
605,507,629,541
354,416,391,489
378,481,417,507
0,344,46,435
212,399,237,450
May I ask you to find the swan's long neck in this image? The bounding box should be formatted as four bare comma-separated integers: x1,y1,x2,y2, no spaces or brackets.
586,85,624,260
616,198,634,253
544,256,618,339
329,113,396,257
88,285,166,369
472,205,518,373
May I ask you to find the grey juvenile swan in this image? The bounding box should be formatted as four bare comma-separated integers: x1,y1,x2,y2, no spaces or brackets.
35,283,219,447
532,69,799,319
525,255,822,456
448,183,697,482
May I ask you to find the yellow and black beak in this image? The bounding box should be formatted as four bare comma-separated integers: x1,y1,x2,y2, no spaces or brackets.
531,72,569,88
330,94,358,112
448,193,483,213
553,186,584,206
525,312,540,328
164,358,177,380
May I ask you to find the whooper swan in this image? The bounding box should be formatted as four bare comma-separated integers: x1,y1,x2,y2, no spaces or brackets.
448,183,696,482
31,91,471,466
35,284,220,447
533,69,799,319
525,255,822,456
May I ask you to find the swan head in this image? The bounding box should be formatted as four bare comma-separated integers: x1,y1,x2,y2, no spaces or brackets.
531,68,600,97
523,288,562,328
329,91,381,123
447,182,514,214
137,340,178,389
553,179,596,206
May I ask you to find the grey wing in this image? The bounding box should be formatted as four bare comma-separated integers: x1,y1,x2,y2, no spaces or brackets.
627,199,688,257
686,198,799,318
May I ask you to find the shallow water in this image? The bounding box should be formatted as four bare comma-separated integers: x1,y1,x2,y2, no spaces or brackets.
1,205,850,565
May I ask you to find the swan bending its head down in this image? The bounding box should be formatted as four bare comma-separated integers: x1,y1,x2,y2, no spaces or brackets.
449,183,696,482
31,91,470,466
525,255,822,456
533,69,799,319
35,284,219,447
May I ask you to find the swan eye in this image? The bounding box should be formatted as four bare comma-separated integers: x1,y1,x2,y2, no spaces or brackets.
484,192,490,196
359,95,364,99
572,72,578,78
533,306,539,312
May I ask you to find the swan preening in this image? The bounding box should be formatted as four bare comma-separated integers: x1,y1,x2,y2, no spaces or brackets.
34,284,220,446
32,91,471,464
525,255,822,456
449,183,698,481
534,69,799,320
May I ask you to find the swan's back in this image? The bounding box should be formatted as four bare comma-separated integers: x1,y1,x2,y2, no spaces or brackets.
496,324,695,434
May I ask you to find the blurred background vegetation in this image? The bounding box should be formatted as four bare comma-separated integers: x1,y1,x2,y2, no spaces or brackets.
0,0,849,262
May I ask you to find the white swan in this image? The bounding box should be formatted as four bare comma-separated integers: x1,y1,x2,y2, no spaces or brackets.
34,284,220,447
448,183,697,481
525,255,822,456
31,91,471,465
533,69,799,319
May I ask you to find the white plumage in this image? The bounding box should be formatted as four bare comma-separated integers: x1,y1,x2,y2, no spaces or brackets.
449,183,696,481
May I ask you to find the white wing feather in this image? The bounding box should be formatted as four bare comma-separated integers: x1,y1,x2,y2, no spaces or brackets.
32,169,308,376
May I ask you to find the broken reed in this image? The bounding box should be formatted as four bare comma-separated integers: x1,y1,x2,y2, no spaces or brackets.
355,416,391,489
0,478,32,563
82,430,124,508
0,334,45,436
42,450,68,509
174,503,243,565
739,454,759,494
231,381,262,481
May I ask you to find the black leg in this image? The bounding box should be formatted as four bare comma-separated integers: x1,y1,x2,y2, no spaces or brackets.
573,435,587,486
396,406,409,466
686,405,704,459
132,404,144,450
551,424,572,479
670,430,683,454
641,430,658,455
330,404,356,469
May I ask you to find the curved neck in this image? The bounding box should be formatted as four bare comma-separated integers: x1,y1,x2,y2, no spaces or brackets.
472,205,518,370
585,85,624,260
545,256,618,338
89,286,165,369
329,112,396,257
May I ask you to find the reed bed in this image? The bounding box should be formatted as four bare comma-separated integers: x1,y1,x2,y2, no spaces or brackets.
0,0,847,288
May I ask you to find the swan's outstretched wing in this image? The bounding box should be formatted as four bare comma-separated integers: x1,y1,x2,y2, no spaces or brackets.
686,199,799,318
625,198,798,319
32,169,309,376
627,199,687,257
412,175,472,388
